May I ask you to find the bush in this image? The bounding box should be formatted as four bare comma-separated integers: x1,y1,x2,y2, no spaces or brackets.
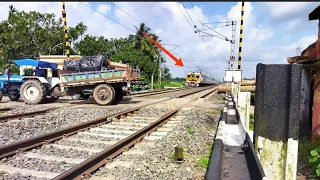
309,146,320,177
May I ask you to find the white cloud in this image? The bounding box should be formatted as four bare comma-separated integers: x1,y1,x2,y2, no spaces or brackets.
286,19,303,30
264,2,318,22
0,2,317,81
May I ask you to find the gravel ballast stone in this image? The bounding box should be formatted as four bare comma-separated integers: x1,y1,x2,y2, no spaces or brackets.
93,108,220,179
0,107,134,145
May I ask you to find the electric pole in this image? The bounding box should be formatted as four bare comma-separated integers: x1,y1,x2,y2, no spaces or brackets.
229,21,237,70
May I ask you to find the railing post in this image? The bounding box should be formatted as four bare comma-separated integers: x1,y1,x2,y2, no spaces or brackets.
237,92,251,131
254,63,302,180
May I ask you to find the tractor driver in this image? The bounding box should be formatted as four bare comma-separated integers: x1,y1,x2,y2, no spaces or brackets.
34,67,44,77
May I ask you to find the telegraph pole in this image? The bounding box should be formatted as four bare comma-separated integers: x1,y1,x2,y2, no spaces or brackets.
229,21,237,70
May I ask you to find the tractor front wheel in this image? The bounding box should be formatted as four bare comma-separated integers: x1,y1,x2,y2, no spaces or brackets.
8,91,20,101
20,79,46,105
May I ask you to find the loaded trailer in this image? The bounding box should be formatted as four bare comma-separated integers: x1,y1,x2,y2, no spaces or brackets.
0,56,142,106
58,66,141,105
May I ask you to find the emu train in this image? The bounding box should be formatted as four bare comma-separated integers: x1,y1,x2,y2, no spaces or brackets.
185,72,218,87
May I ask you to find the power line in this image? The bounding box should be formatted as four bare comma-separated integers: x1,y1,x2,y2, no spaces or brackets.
78,1,135,33
197,20,230,41
176,2,223,63
175,2,195,31
110,2,177,46
203,21,232,24
181,2,197,28
190,2,201,22
110,2,141,24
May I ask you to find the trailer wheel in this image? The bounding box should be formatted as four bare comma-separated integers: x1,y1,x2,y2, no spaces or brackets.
8,91,20,101
112,87,124,105
20,79,46,105
93,84,115,106
0,91,2,102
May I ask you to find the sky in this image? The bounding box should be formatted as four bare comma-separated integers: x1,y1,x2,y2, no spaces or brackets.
0,2,319,81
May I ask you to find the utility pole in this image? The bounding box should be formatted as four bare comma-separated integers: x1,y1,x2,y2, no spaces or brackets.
229,21,237,70
158,57,162,89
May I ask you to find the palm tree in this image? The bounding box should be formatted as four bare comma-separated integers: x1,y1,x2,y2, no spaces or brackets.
132,23,153,53
8,5,17,21
75,22,87,55
132,23,165,89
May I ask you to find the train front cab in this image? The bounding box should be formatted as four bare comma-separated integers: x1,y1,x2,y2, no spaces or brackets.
186,73,200,87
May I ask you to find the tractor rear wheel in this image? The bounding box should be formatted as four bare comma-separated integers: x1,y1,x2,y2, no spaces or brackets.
93,84,115,106
8,91,20,101
20,79,46,105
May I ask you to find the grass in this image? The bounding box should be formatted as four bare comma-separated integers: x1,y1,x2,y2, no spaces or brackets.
250,113,254,120
249,122,254,131
187,128,195,135
163,81,186,88
169,152,175,159
207,110,220,115
198,156,209,169
197,141,213,169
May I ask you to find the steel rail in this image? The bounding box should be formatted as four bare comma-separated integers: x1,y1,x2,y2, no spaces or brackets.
0,103,154,159
130,87,191,97
0,107,61,123
177,85,217,98
53,86,218,179
0,108,11,111
53,108,179,180
0,86,212,159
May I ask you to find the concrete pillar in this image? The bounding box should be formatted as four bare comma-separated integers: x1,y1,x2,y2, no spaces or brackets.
254,64,302,180
232,83,240,104
238,92,251,131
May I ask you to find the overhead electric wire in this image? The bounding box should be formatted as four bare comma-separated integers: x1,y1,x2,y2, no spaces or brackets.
110,2,178,47
175,2,195,32
203,21,232,24
110,2,141,24
78,2,135,33
197,19,229,40
190,2,201,22
181,2,197,28
176,2,222,64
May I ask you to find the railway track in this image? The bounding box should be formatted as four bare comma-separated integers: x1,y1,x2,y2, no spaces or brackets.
0,86,216,180
128,87,191,97
0,107,64,123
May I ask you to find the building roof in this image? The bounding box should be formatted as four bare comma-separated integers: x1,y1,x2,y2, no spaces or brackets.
309,5,320,20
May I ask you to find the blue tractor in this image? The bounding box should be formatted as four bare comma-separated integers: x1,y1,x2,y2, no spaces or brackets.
0,58,61,104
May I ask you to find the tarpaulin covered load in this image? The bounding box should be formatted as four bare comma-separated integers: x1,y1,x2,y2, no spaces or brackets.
63,55,109,72
63,59,80,72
